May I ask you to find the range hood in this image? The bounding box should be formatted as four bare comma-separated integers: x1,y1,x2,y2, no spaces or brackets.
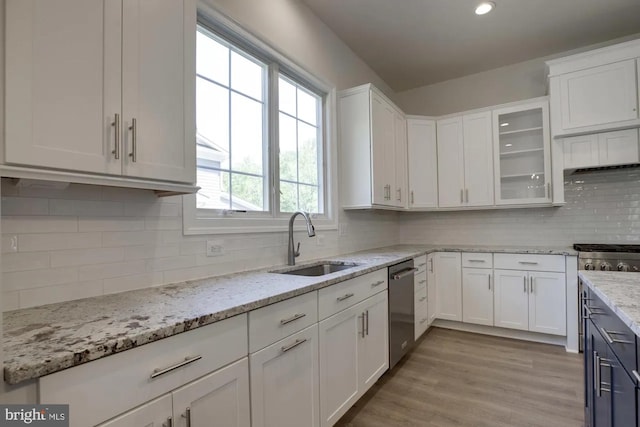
568,163,640,175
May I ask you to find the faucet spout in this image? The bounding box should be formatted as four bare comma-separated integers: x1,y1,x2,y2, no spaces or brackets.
288,211,316,265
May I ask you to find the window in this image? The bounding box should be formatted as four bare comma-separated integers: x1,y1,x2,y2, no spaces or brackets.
184,18,336,234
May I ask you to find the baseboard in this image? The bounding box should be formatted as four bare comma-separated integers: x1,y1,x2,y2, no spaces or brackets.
431,319,568,348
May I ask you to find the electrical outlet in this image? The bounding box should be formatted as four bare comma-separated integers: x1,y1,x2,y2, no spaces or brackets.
339,223,348,236
9,235,18,253
206,240,224,257
316,234,325,246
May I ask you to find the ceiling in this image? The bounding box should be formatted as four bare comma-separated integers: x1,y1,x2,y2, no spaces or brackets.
301,0,640,92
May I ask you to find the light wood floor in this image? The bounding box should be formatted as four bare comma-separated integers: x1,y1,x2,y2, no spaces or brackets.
336,328,584,427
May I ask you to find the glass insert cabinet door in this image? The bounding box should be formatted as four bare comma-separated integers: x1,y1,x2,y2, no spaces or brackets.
492,100,552,205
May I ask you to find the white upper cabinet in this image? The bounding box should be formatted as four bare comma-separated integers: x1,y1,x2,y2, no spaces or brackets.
492,100,552,206
563,129,639,170
4,0,196,188
547,39,640,138
437,112,493,208
339,84,407,209
406,118,438,209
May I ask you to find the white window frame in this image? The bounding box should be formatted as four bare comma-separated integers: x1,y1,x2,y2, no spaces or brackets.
184,4,338,235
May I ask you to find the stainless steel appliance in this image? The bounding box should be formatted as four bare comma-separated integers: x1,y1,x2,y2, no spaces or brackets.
575,243,640,351
388,260,416,369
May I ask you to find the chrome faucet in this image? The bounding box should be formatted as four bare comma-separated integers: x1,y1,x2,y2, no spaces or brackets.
288,211,316,265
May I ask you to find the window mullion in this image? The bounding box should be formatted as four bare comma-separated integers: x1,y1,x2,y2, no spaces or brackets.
269,63,280,218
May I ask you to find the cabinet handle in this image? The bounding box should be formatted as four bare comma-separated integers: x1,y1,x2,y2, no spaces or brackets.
418,279,427,285
632,370,640,384
411,190,414,204
593,351,599,394
429,258,433,273
111,113,120,159
598,357,612,396
460,189,464,203
530,276,534,294
583,305,606,317
129,118,137,162
488,274,491,290
281,338,307,353
164,417,172,427
280,313,306,325
468,259,486,263
465,188,469,203
397,188,402,202
419,296,427,302
420,318,428,324
518,261,538,265
360,313,366,338
417,262,427,268
150,355,202,379
337,293,355,302
365,310,369,336
547,182,551,198
371,280,385,288
523,276,527,293
182,408,191,427
599,327,633,345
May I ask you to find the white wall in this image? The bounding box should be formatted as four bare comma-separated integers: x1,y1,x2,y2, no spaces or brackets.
400,169,640,247
0,0,401,311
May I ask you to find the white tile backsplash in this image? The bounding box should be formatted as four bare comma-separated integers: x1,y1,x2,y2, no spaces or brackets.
0,179,401,310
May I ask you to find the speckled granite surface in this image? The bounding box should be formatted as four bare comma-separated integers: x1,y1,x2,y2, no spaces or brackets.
3,244,575,384
579,270,640,337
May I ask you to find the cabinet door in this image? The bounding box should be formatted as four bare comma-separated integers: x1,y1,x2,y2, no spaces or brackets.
528,272,567,336
121,0,196,183
5,0,122,174
611,356,636,427
434,252,462,321
585,319,595,427
371,92,396,206
463,112,494,206
462,268,493,326
563,134,599,169
591,326,612,427
98,394,173,427
559,59,638,132
394,113,408,208
172,358,250,427
359,291,389,394
437,117,465,207
407,119,438,209
318,303,361,427
598,129,640,167
427,255,437,325
493,269,528,331
250,325,319,427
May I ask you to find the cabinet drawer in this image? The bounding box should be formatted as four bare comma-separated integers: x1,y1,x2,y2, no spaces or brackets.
415,286,427,311
494,253,565,272
414,270,427,293
40,314,248,427
462,252,493,268
587,288,637,374
414,255,428,274
318,270,387,320
249,291,318,353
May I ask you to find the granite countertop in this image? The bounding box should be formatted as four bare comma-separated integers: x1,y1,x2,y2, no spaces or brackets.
3,244,575,385
579,270,640,337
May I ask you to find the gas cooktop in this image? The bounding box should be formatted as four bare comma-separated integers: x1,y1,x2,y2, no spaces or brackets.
573,244,640,253
574,244,640,271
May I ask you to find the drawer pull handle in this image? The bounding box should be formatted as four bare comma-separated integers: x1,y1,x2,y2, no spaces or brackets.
600,327,633,345
393,267,418,280
164,417,173,427
371,280,385,288
182,408,191,427
419,279,427,285
518,261,539,265
417,262,427,267
468,259,486,263
282,338,307,353
280,313,306,325
419,296,427,302
420,318,428,324
632,370,640,384
337,293,355,301
151,355,202,379
584,305,606,316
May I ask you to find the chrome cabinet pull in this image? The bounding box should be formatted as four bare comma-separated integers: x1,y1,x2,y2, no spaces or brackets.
465,188,469,203
417,262,427,268
530,276,534,294
488,274,491,290
460,189,464,203
281,338,307,353
411,190,415,204
523,276,527,293
584,305,606,317
600,327,633,345
111,113,120,159
420,318,428,324
397,188,402,202
429,258,433,272
632,370,640,384
393,267,418,280
468,259,486,263
280,313,306,325
360,313,366,338
418,279,427,285
419,296,427,302
337,293,354,302
518,261,539,265
371,280,385,288
151,355,202,379
593,351,599,394
182,408,191,427
164,417,173,427
365,310,369,336
129,118,137,162
547,182,551,198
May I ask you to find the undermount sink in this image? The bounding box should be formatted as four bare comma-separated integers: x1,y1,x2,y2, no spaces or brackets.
270,261,360,277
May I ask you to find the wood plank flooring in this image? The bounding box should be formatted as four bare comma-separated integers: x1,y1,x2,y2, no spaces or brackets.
336,328,584,427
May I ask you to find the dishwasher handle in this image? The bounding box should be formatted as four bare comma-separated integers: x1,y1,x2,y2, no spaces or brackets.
391,267,417,280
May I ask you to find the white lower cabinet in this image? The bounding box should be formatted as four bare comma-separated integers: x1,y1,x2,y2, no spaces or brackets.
493,269,566,336
434,252,462,321
462,267,493,326
319,291,388,427
99,358,250,427
427,254,437,325
250,325,320,427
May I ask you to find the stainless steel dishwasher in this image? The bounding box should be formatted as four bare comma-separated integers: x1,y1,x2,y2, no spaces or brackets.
388,260,416,369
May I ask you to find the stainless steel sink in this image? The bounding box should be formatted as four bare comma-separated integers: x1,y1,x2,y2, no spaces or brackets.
270,261,359,277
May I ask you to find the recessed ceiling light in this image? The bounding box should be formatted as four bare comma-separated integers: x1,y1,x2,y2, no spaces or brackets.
475,2,495,15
